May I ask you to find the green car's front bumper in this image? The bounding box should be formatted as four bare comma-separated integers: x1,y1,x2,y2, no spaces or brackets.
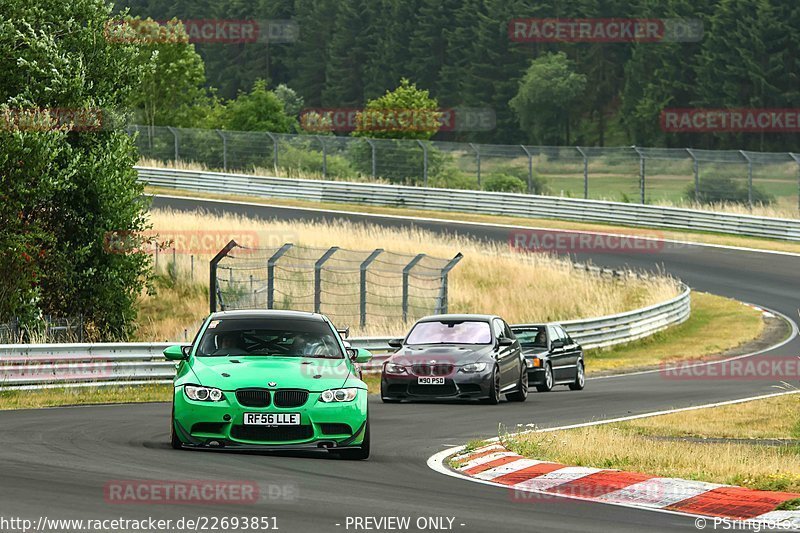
172,387,368,451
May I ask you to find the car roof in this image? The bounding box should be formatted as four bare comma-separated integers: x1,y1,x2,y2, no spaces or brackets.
511,323,562,329
416,313,498,323
208,309,326,321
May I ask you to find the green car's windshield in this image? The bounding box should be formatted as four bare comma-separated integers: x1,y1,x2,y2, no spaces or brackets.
195,317,344,358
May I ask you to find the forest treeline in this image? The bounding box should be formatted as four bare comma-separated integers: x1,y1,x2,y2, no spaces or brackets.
118,0,800,151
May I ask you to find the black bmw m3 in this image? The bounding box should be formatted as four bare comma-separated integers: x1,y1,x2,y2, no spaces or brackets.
380,314,528,404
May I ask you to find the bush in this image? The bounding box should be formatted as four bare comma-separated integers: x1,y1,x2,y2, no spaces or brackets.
490,163,548,194
482,174,527,193
346,139,444,185
684,175,775,205
429,167,479,190
277,141,355,179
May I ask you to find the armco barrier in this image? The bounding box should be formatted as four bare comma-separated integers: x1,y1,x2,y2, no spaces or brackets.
0,286,689,390
137,167,800,242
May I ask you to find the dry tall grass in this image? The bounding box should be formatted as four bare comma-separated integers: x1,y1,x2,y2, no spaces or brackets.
137,208,680,341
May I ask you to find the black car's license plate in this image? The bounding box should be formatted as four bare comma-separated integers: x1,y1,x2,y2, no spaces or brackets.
417,377,445,385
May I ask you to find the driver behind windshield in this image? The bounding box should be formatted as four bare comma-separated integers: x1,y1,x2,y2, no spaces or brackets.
196,318,343,358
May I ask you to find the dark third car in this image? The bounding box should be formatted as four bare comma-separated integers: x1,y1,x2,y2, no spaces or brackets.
510,323,585,392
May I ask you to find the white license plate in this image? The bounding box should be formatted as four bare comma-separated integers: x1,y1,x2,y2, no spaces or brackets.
417,377,445,385
243,413,300,426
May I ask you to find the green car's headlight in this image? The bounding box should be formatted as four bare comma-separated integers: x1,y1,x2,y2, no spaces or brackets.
459,362,487,373
185,385,224,402
319,388,359,403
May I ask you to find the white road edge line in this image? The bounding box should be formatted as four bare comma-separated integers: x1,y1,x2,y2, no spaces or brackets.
427,389,800,527
151,192,800,258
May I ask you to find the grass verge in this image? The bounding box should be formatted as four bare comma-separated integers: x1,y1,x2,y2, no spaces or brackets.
145,186,800,255
0,384,173,410
586,292,765,374
503,393,800,493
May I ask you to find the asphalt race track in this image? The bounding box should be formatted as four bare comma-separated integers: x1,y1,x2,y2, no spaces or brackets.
2,194,798,533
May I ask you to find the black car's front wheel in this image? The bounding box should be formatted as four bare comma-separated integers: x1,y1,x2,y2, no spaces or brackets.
506,365,528,402
536,363,554,392
480,366,501,405
569,360,586,391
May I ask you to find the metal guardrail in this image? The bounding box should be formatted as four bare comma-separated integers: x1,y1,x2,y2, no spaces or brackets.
138,167,800,242
0,287,690,390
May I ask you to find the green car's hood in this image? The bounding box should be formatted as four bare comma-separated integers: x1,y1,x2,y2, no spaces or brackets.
188,356,354,392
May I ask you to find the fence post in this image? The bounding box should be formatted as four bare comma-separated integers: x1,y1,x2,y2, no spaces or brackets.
316,135,327,178
417,140,428,187
167,126,180,162
267,243,293,309
266,132,278,173
402,254,426,322
686,148,699,201
435,253,463,314
739,150,753,209
359,249,383,328
633,146,645,203
520,145,533,193
791,153,800,212
576,146,588,199
314,246,339,313
469,143,481,187
215,129,228,171
365,139,377,179
209,240,239,313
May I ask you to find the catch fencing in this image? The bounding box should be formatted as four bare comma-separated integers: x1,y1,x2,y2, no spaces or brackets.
130,125,800,211
0,285,690,390
209,240,463,327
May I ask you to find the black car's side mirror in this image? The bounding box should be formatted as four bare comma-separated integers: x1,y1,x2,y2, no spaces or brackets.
551,339,564,349
498,337,514,347
388,338,404,349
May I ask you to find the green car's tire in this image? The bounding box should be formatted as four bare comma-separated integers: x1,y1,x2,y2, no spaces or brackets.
170,404,184,450
337,419,370,460
480,367,501,405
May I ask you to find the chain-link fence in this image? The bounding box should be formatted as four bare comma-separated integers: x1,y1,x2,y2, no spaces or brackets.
130,125,800,212
209,241,462,327
0,316,86,343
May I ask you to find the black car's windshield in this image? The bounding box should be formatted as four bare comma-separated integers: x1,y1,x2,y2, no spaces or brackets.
514,327,547,348
405,320,492,345
196,317,344,358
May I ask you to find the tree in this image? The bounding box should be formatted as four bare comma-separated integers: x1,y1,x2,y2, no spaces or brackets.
125,17,210,129
510,52,587,144
273,84,304,117
219,79,295,132
352,78,441,141
0,0,151,339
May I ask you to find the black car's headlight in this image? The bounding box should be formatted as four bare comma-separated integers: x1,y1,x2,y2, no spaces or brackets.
319,388,359,402
184,385,224,402
459,362,487,373
384,363,408,375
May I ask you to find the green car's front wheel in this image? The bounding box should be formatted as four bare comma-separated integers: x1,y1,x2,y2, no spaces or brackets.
170,404,184,450
336,419,370,460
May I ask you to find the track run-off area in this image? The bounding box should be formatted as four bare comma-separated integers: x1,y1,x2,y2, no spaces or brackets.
2,193,799,533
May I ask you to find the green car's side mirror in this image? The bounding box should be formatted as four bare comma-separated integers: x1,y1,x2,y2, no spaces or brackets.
347,347,373,364
164,345,189,361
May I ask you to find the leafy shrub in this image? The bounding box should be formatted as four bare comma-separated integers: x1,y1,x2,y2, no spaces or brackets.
482,174,527,193
429,167,479,190
684,175,775,205
277,141,354,179
490,163,548,194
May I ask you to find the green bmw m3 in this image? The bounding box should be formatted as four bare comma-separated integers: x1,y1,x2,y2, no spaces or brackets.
163,310,373,459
